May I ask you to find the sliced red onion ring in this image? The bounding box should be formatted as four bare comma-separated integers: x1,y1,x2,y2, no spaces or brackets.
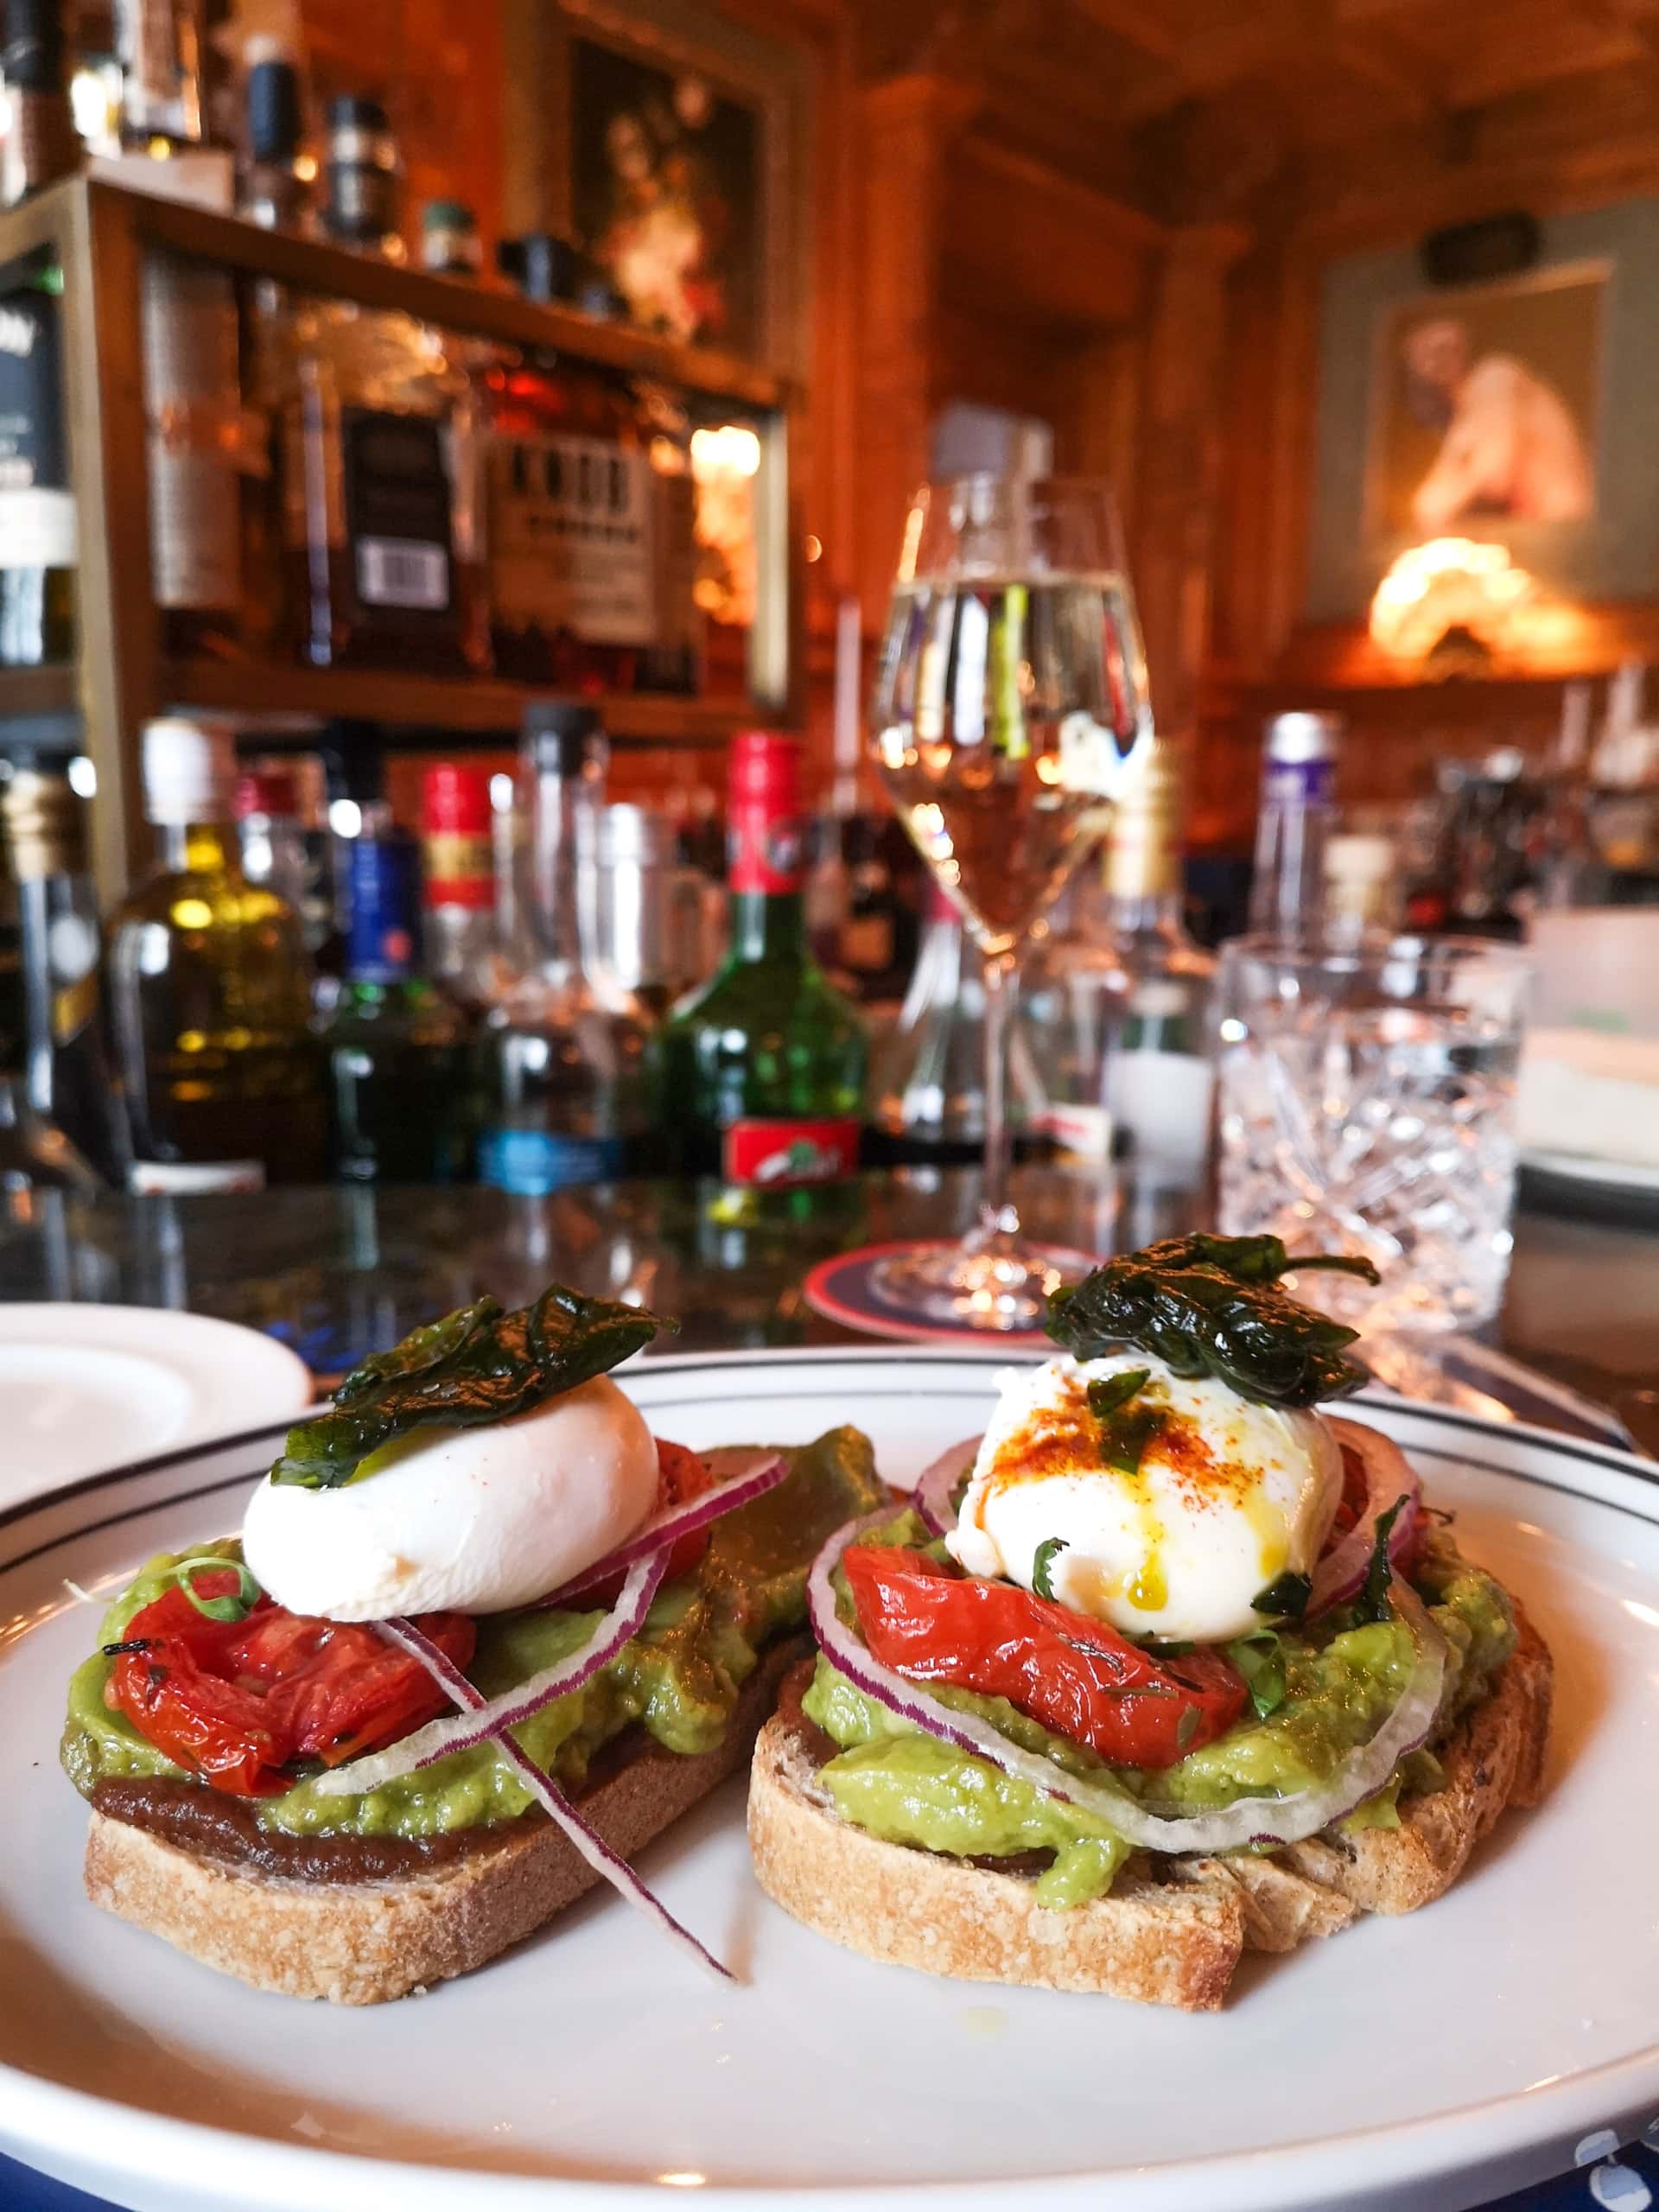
912,1435,982,1539
538,1451,787,1608
808,1508,1446,1858
1308,1419,1423,1618
314,1548,669,1796
377,1616,733,1983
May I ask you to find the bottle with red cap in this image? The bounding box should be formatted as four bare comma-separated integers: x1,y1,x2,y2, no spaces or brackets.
420,761,505,1013
654,731,867,1207
234,765,321,953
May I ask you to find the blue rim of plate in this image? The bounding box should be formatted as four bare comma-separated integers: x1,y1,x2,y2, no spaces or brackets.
802,1238,1109,1347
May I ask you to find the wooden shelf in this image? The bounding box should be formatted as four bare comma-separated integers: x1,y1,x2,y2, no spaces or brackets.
0,664,78,720
161,658,748,745
98,187,789,414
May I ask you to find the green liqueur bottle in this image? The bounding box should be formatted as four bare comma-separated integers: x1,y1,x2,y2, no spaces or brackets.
656,729,867,1222
322,831,474,1183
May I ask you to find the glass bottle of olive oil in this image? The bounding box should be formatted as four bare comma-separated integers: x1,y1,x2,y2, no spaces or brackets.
107,718,327,1190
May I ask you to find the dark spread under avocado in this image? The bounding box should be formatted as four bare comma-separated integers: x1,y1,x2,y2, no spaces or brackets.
92,1774,537,1879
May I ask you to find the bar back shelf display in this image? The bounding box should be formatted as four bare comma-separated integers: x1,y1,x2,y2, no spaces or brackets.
0,178,799,900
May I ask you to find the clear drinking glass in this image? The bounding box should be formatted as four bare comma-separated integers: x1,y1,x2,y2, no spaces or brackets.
1216,936,1531,1333
868,474,1154,1328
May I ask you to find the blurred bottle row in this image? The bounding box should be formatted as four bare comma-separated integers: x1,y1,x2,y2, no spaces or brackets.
0,708,1224,1203
1,13,754,686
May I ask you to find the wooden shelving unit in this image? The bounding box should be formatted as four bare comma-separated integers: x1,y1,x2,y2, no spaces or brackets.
159,658,745,745
0,178,800,900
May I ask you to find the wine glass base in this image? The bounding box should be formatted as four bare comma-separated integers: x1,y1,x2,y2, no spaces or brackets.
870,1236,1072,1333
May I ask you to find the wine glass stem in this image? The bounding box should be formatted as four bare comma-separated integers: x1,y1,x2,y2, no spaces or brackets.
978,945,1020,1239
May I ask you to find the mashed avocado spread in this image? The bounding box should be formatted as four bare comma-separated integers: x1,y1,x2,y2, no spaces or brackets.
802,1512,1516,1910
62,1425,885,1840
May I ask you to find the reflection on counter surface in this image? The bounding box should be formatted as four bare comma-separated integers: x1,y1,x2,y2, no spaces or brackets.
0,1168,1653,1444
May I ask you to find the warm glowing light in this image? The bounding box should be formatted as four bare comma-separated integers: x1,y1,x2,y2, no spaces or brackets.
1369,537,1539,661
170,899,213,931
690,424,760,479
295,152,319,183
803,533,823,563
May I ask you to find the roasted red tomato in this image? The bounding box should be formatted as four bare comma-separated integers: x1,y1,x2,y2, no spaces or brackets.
105,1567,476,1796
840,1545,1249,1770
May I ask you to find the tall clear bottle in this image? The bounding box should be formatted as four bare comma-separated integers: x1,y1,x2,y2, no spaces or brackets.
1247,711,1341,944
279,98,483,674
1096,743,1215,1184
0,768,127,1184
478,705,652,1193
0,0,78,670
108,718,326,1190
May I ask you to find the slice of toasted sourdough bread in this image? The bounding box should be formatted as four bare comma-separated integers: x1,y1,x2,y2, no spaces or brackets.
747,1605,1551,2012
85,1637,804,2005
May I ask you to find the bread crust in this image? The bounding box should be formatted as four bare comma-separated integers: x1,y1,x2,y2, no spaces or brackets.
747,1605,1551,2011
85,1638,803,2004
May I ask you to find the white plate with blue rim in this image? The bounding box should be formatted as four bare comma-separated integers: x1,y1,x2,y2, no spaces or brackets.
0,1346,1656,2212
0,1304,313,1510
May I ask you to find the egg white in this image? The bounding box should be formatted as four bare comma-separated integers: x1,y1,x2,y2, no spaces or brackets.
946,1353,1343,1644
241,1374,659,1620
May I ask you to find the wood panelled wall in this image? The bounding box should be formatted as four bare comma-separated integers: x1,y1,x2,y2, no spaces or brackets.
293,0,1659,845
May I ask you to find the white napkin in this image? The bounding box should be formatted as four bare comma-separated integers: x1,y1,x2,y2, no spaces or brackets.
1516,1028,1659,1168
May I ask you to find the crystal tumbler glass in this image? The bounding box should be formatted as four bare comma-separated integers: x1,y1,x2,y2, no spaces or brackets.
1217,935,1531,1333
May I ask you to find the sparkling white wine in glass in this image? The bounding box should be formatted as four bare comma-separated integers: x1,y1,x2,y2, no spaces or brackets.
868,478,1152,1329
874,573,1146,954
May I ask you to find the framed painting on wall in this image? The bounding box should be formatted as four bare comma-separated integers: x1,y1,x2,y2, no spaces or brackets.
518,0,808,370
1303,199,1659,626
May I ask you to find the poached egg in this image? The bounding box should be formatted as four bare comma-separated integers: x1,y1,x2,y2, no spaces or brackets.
946,1352,1342,1644
242,1374,658,1620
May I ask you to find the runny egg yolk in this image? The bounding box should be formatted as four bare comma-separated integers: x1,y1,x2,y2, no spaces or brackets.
945,1355,1344,1645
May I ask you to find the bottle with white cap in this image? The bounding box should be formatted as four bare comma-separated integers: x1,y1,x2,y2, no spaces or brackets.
106,718,326,1191
1248,710,1342,944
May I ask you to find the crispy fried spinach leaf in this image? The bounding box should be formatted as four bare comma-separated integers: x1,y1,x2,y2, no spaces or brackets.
1354,1495,1408,1624
1046,1233,1380,1408
270,1283,673,1489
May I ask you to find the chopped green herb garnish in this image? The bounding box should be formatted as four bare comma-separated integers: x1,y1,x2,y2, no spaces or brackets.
1251,1568,1313,1620
1046,1234,1381,1408
1354,1496,1408,1624
270,1283,674,1490
1032,1537,1069,1601
1230,1630,1287,1719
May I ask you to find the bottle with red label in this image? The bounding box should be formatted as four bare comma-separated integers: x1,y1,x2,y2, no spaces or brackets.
654,731,867,1209
420,761,506,1014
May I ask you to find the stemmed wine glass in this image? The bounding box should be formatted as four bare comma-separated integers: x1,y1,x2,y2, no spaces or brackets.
868,474,1153,1330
